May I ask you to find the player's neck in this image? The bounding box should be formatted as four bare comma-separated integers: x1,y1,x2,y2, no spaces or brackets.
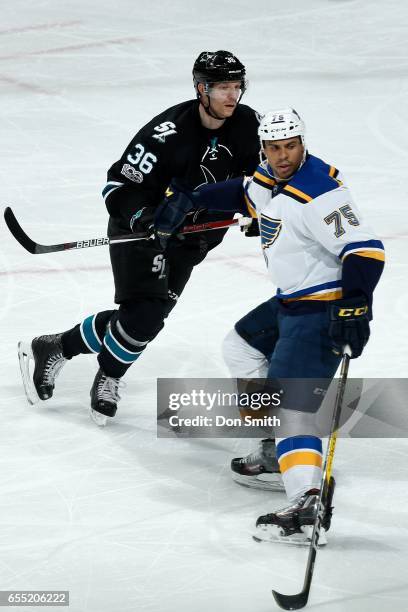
198,103,226,130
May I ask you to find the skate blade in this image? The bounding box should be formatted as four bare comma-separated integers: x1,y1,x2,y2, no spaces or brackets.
232,471,285,492
89,408,108,427
18,341,40,406
253,524,327,547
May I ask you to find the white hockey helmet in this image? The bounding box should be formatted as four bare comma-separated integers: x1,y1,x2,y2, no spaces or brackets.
258,108,305,145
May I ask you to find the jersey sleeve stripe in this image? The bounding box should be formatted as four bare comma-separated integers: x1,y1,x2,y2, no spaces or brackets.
102,181,124,201
329,165,339,178
345,250,385,262
339,239,385,260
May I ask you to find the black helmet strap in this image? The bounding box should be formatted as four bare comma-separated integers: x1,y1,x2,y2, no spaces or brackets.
200,92,226,121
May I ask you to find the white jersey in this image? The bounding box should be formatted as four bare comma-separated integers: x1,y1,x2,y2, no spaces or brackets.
244,154,385,301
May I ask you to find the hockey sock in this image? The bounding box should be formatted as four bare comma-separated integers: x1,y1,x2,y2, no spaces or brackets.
276,436,323,502
98,316,148,379
61,310,114,358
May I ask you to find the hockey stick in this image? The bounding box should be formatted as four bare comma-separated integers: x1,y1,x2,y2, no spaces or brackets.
3,206,239,255
272,347,351,610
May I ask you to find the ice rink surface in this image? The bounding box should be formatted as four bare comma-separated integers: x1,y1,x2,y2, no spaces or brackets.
1,1,408,610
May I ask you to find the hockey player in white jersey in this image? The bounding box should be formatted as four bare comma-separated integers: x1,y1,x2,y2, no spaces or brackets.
156,108,384,544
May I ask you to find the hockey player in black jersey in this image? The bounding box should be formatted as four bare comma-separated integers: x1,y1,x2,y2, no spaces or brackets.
18,50,261,425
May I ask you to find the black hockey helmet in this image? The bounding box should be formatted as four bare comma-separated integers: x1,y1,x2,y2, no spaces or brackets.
193,50,247,94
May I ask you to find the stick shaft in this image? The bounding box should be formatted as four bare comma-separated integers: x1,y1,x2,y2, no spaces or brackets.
3,206,239,254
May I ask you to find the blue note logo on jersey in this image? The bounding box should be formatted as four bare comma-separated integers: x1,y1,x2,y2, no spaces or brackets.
260,213,282,249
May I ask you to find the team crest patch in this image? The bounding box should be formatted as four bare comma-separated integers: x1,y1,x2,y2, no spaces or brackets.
260,213,282,249
121,164,143,183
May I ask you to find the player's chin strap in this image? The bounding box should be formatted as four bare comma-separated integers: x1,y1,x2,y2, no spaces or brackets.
201,95,226,121
261,145,308,183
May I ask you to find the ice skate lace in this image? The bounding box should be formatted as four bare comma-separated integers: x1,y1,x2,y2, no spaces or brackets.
241,441,274,464
97,375,124,403
276,493,317,517
241,449,262,464
43,353,66,385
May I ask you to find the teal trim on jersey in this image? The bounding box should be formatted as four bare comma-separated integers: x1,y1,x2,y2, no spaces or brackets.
80,315,102,353
102,181,124,200
104,329,142,364
285,154,342,202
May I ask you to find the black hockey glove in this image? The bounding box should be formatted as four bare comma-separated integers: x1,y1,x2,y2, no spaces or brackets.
328,296,370,359
155,182,199,249
240,217,260,237
129,206,156,236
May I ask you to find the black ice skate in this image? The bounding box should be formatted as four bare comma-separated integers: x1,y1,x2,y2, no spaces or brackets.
231,438,284,491
18,334,67,405
90,368,122,427
254,477,335,546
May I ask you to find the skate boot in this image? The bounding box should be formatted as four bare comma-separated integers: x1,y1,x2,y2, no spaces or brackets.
254,476,336,546
231,438,284,491
90,368,122,427
18,334,67,405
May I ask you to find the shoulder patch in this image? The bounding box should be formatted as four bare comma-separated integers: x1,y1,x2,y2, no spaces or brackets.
152,120,177,143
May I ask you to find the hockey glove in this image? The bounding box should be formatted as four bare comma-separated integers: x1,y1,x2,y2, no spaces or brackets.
155,182,199,249
129,206,156,236
328,296,370,358
240,216,260,237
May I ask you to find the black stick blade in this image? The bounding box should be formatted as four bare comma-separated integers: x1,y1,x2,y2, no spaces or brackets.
272,589,309,610
4,206,38,253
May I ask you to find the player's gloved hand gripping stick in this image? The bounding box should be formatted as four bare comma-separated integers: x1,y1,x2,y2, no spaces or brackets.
154,181,201,249
329,296,370,358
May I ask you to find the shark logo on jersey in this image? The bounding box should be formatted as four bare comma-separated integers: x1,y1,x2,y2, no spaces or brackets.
260,213,282,249
196,138,233,188
208,137,219,160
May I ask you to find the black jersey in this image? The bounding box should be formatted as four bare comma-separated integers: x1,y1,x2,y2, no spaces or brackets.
103,99,260,248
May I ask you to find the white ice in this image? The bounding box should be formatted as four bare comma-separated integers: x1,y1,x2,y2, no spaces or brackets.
1,1,408,610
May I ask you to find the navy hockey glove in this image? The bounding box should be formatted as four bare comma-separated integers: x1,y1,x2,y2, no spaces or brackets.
328,296,370,359
155,182,199,249
129,206,156,235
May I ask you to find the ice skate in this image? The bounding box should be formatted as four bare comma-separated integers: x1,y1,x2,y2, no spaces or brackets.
90,368,122,427
253,477,335,546
231,438,284,491
18,334,67,405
